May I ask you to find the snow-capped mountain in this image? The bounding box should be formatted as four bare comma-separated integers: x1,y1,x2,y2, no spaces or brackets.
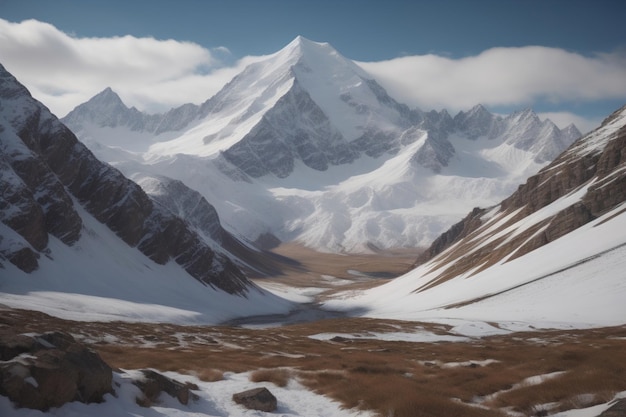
62,36,581,252
0,63,292,323
328,104,626,327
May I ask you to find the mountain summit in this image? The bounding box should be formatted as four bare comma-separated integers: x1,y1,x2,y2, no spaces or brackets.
62,37,581,252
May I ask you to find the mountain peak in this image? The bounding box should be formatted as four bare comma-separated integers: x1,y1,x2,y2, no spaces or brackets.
285,35,330,53
62,86,149,131
276,35,342,68
89,87,125,106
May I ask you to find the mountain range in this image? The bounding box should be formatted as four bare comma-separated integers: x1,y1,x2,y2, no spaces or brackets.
3,35,623,329
62,36,581,252
328,104,626,327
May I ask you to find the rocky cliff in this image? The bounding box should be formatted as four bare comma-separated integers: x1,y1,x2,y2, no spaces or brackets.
0,64,249,294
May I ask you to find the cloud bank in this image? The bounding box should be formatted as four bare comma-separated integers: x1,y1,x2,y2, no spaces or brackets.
357,47,626,115
0,19,257,116
1,18,625,132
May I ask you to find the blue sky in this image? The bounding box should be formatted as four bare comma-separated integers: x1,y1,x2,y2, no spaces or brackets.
4,0,626,60
2,0,626,132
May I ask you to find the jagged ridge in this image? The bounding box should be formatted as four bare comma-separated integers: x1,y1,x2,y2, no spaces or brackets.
0,64,250,294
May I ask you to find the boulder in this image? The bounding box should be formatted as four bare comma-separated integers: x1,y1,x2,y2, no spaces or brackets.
232,387,277,412
0,330,113,411
133,369,199,407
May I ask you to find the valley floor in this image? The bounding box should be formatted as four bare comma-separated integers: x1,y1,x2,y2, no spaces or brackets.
2,307,625,417
3,246,625,417
3,225,624,416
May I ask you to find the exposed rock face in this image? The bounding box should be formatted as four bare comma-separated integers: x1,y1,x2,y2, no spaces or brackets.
410,133,456,173
132,172,292,278
453,104,500,140
223,79,358,178
232,387,277,412
0,63,250,294
415,207,487,265
133,369,199,407
414,105,626,283
0,330,112,411
134,174,225,242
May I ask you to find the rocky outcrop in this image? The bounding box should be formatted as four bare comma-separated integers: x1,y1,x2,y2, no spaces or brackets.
133,369,199,407
410,133,456,173
223,79,357,178
232,387,277,412
0,330,112,411
135,174,224,242
0,63,250,294
414,207,486,266
453,104,500,140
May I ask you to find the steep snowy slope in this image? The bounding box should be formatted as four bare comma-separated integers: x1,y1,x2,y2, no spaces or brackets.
327,105,626,328
63,37,580,252
0,63,292,322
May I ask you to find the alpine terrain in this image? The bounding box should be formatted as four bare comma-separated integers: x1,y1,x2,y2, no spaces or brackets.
0,63,292,322
328,105,626,328
63,36,581,252
2,34,625,417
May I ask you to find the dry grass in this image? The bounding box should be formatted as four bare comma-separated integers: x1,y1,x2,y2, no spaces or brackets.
264,243,418,294
4,308,626,417
249,368,292,387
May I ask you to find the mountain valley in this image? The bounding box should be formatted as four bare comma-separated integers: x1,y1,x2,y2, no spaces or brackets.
1,35,625,417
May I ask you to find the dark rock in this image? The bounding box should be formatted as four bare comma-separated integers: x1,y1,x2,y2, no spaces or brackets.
133,369,199,407
0,331,38,361
0,330,113,411
415,207,486,265
410,134,455,173
599,398,626,417
222,79,357,178
232,387,277,412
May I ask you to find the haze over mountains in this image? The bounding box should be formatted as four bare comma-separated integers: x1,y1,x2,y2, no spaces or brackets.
63,36,581,252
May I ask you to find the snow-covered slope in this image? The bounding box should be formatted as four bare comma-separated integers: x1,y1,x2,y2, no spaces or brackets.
327,105,626,328
0,63,292,323
63,36,581,252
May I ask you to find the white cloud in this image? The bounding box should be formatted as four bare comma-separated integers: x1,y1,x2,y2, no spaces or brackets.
0,19,250,116
358,47,626,109
357,46,626,130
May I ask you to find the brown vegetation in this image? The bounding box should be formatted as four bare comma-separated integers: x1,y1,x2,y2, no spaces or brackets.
263,243,419,297
4,308,625,417
249,368,292,387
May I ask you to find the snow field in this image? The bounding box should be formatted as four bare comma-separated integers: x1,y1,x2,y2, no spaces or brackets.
0,370,374,417
325,198,626,330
